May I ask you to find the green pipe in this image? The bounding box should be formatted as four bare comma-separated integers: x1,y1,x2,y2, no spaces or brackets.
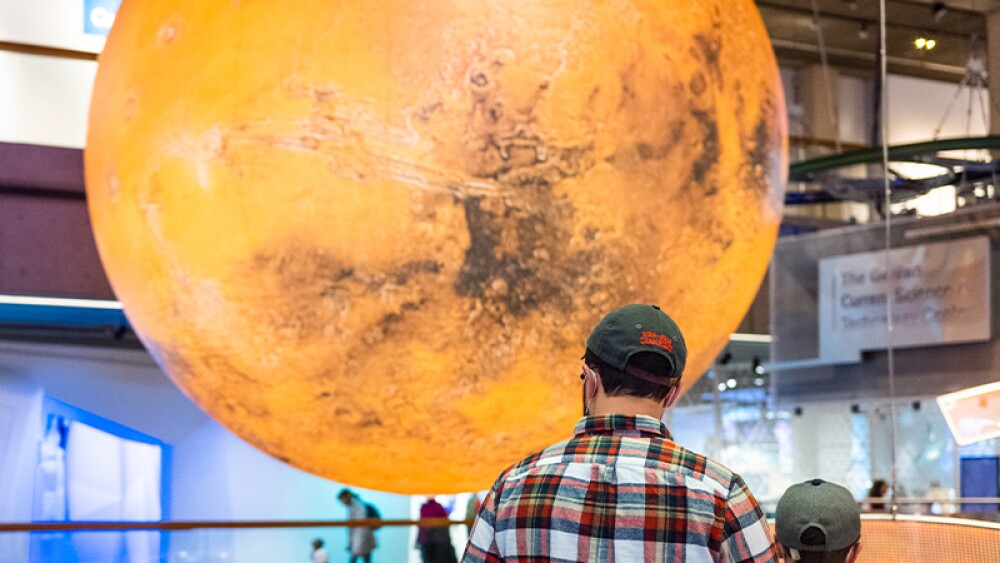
789,135,1000,181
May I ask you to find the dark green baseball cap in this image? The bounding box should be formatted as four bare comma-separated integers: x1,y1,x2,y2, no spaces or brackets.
776,479,861,555
585,304,687,386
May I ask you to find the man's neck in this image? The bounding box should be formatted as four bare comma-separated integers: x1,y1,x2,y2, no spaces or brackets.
589,395,665,420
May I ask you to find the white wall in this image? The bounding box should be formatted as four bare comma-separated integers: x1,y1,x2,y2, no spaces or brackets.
0,375,43,562
0,342,208,444
838,74,873,145
0,51,96,148
887,74,990,144
778,66,990,148
0,0,108,53
0,0,104,147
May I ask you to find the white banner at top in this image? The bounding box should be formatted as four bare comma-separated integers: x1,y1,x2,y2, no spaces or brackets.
818,236,991,362
0,0,108,53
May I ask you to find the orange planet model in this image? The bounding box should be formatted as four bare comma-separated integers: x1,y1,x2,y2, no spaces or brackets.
86,0,786,493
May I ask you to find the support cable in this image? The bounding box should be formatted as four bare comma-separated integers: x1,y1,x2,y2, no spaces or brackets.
810,0,843,152
878,0,900,519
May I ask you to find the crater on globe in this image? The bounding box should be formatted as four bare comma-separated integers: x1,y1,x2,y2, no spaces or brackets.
85,0,787,493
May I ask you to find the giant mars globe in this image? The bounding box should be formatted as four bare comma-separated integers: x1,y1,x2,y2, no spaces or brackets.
85,0,786,493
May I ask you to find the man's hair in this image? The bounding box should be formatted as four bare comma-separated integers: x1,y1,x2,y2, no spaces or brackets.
785,526,855,563
584,349,674,402
337,488,353,499
312,538,324,548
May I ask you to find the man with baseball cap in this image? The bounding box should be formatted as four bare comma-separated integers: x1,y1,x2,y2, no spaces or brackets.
464,304,778,562
775,480,862,563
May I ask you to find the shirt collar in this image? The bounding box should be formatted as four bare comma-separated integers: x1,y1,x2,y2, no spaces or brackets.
573,414,672,440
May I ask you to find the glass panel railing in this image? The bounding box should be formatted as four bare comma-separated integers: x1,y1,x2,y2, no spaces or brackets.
3,513,1000,562
0,519,464,563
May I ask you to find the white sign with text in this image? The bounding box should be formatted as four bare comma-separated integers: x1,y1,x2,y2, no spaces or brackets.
819,236,991,361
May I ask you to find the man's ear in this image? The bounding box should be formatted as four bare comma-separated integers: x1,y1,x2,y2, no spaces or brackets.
846,542,862,563
582,364,599,395
662,385,681,408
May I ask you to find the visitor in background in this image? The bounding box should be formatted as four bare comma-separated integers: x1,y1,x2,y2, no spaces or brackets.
464,304,778,562
337,488,377,563
464,494,481,532
417,496,458,563
775,479,862,563
864,479,888,512
311,538,329,563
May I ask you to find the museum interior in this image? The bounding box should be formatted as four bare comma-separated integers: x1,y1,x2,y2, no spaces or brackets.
2,0,1000,562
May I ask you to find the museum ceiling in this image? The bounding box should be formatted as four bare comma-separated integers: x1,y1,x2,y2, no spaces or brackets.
0,1,995,84
758,0,999,82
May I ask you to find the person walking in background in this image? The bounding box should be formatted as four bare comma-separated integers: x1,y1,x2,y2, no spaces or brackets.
464,304,778,562
337,488,377,563
864,479,888,512
775,479,862,563
464,494,481,532
417,496,458,563
311,538,330,563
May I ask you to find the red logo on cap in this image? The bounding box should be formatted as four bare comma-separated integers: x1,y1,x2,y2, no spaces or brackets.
640,331,673,352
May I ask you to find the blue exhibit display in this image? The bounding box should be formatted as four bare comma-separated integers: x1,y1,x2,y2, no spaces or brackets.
960,457,1000,513
28,398,168,563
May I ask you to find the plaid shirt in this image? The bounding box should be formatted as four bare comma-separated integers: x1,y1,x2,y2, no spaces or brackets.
463,414,777,563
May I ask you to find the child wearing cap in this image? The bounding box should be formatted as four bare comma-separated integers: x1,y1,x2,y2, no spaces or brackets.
775,479,862,563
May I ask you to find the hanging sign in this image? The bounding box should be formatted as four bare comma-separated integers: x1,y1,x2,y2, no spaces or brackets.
818,236,991,361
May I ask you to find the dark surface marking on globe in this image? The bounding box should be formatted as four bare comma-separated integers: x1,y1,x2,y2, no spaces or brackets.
689,73,707,96
359,412,384,428
412,102,444,122
200,352,256,384
248,247,442,342
693,34,721,82
455,60,615,328
144,340,271,419
690,110,720,188
693,7,725,84
454,178,577,318
618,64,637,111
635,120,686,161
394,260,444,283
147,339,269,420
747,101,778,198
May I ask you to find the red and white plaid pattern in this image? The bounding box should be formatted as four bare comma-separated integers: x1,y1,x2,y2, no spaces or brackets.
463,415,778,562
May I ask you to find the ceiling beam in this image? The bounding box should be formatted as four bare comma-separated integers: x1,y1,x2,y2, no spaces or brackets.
772,39,967,82
756,1,983,39
0,40,97,62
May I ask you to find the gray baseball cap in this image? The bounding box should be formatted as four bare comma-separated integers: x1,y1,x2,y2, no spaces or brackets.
585,304,687,386
776,479,861,554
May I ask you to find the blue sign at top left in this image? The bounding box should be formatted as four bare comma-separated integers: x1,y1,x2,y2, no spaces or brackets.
84,0,122,36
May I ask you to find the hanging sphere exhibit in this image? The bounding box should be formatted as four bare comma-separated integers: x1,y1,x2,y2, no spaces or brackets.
85,0,786,493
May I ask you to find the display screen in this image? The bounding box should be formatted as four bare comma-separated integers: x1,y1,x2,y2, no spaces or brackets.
937,381,1000,446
